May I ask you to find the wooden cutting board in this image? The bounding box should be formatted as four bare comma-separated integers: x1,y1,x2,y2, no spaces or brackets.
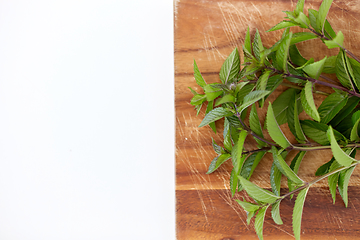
175,0,360,239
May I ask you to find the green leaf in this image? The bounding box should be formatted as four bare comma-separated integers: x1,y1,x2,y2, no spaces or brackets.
253,29,264,60
350,110,360,141
236,84,254,105
272,88,299,125
316,0,334,34
206,153,231,174
247,211,256,225
301,120,345,145
303,57,327,80
215,94,235,106
349,58,360,91
336,49,355,90
223,118,233,151
270,161,282,197
294,12,310,28
193,60,207,88
267,21,299,32
294,0,305,16
289,44,309,67
199,107,234,128
235,199,260,212
271,201,283,225
267,102,292,149
232,131,248,174
338,166,356,207
315,157,335,176
318,92,348,124
300,81,320,122
327,126,356,167
293,94,307,143
204,84,223,101
220,48,240,84
255,206,270,240
324,31,344,49
241,151,266,180
188,86,198,95
238,90,270,113
272,146,304,185
276,31,292,72
288,151,306,193
290,151,306,175
249,105,266,147
238,175,280,203
323,55,337,74
206,100,217,133
211,138,222,154
190,94,206,106
329,96,360,127
324,19,337,39
230,168,239,196
243,27,252,58
328,159,341,203
308,9,319,31
290,32,318,45
293,187,310,240
256,71,271,107
226,115,242,130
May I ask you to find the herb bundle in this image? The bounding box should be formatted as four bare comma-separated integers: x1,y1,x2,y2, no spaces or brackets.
189,0,360,239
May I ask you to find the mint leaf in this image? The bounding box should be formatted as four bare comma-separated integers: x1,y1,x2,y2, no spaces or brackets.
215,94,235,106
206,100,217,133
272,88,299,125
301,120,345,145
238,90,270,113
327,126,357,167
294,0,305,16
243,27,252,58
235,199,260,212
316,0,334,34
238,175,280,204
272,146,304,185
318,92,348,124
253,29,264,60
338,166,356,207
220,48,240,84
350,110,360,141
293,187,310,240
193,60,207,87
329,96,360,126
270,161,282,197
328,160,341,203
303,56,327,80
204,84,222,101
300,81,320,122
206,153,231,174
232,131,248,174
249,105,266,147
266,102,292,149
324,31,344,49
271,201,283,225
336,49,355,90
199,107,233,127
290,32,318,45
255,206,270,240
315,157,335,176
276,31,292,72
267,21,299,32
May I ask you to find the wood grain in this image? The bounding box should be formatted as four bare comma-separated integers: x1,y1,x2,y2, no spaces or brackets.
175,0,360,239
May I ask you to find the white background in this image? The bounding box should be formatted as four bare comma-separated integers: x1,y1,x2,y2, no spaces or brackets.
0,0,174,239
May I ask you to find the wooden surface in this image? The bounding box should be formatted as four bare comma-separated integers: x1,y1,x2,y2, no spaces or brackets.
175,0,360,239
